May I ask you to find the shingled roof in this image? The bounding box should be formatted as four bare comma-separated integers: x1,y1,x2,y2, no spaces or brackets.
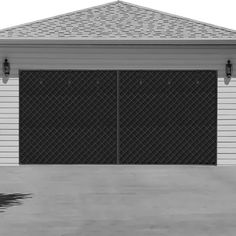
0,1,236,44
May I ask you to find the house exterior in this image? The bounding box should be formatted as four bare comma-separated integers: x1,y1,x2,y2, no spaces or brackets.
0,1,236,165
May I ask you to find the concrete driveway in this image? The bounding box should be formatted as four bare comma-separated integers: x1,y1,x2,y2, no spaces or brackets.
0,165,236,236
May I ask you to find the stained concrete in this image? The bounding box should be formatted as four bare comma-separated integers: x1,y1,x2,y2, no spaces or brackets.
0,165,236,236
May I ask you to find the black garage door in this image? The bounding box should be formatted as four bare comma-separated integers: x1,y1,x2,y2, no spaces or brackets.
20,70,217,164
20,71,117,164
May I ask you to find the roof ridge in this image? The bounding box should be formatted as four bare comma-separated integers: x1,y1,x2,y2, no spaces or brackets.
119,0,236,33
0,1,118,32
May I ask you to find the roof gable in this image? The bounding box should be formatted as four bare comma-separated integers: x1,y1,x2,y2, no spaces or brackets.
0,1,236,42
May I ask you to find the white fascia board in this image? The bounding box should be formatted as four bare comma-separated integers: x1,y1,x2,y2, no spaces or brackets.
1,38,236,45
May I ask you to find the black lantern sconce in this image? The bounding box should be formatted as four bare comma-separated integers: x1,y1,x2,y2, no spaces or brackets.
224,60,233,85
226,60,232,78
2,58,10,84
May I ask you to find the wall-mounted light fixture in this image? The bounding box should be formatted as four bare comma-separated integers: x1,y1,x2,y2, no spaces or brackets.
224,60,233,85
2,58,10,84
226,60,232,78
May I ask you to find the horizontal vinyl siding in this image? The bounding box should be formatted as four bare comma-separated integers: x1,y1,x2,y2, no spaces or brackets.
218,78,236,165
0,45,236,165
0,158,19,164
0,78,18,165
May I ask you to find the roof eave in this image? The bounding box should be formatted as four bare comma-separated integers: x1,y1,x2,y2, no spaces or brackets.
1,38,236,45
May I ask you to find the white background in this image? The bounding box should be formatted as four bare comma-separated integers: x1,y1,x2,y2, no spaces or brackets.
0,0,235,31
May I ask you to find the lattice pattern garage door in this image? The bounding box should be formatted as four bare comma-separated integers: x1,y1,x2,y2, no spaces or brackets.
20,70,217,164
20,71,117,164
119,71,217,164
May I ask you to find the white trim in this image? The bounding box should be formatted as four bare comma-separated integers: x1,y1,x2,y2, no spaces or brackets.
1,39,236,46
0,164,19,166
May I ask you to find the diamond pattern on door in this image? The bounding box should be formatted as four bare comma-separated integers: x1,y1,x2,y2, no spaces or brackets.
119,71,217,164
20,70,117,164
20,70,217,165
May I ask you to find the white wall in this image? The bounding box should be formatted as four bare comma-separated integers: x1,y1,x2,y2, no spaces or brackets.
0,78,18,165
0,44,236,165
218,78,236,165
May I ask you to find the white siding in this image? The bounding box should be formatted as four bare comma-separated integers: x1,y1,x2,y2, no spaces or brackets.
218,77,236,165
0,78,19,165
0,44,236,165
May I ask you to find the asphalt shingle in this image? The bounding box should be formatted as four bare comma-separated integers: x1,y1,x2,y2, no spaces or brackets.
0,1,236,40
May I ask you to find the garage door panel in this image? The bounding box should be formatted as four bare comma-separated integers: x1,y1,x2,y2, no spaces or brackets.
166,126,216,164
21,95,112,129
119,127,168,164
167,71,216,94
21,127,116,164
20,70,216,165
119,70,217,165
20,71,68,96
20,70,117,164
166,94,216,126
166,103,216,126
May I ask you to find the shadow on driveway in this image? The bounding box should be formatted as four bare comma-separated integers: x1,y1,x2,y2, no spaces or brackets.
0,193,32,213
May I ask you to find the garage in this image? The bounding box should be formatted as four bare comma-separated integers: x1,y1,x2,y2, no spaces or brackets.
20,70,216,164
0,1,236,165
